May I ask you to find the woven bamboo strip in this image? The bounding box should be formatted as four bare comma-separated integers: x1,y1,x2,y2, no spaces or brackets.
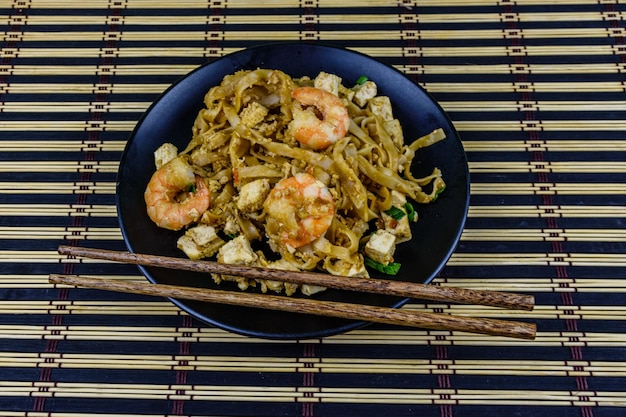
4,226,624,242
11,27,623,42
435,278,626,293
15,0,619,8
0,381,622,405
3,45,621,60
461,229,626,242
0,161,118,173
4,250,626,267
0,301,178,315
0,83,166,94
326,330,626,347
0,300,620,321
0,351,624,377
0,182,626,195
0,182,115,195
0,83,169,94
0,204,626,218
0,141,125,152
4,160,626,175
0,204,117,217
4,63,626,77
471,183,626,195
468,205,626,218
6,119,626,133
2,275,626,293
463,140,626,152
441,101,626,112
468,161,626,173
0,64,197,76
0,121,136,132
0,227,122,240
448,253,626,268
8,100,626,114
0,324,622,347
0,102,149,113
0,140,622,154
3,81,625,95
424,82,626,93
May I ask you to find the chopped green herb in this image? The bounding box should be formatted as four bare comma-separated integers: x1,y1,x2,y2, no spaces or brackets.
403,202,417,222
432,184,446,201
364,256,402,275
225,233,238,240
187,183,197,193
356,75,368,85
384,206,406,220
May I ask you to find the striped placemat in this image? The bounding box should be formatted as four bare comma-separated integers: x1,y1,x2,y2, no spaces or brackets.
1,0,625,416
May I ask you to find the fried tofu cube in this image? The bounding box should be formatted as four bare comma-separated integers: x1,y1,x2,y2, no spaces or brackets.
368,95,394,121
353,80,377,107
236,179,271,213
382,191,413,243
239,102,269,128
314,71,342,96
364,230,397,265
217,235,258,266
176,235,204,260
187,224,219,246
214,235,259,291
153,142,178,169
177,224,225,260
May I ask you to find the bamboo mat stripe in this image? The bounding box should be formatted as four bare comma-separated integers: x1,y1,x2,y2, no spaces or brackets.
3,275,626,293
3,227,626,242
0,300,623,322
0,204,623,219
2,161,626,174
9,28,626,41
5,63,626,76
7,100,626,114
3,250,625,267
0,325,623,347
0,381,622,406
6,0,625,8
0,352,625,377
5,81,626,95
6,45,626,59
3,182,625,195
1,140,625,153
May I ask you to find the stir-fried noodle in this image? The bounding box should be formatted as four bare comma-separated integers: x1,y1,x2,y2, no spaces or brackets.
144,69,446,296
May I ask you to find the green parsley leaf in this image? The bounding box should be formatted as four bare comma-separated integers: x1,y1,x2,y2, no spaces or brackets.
384,206,406,220
364,256,402,275
187,183,197,193
356,75,369,85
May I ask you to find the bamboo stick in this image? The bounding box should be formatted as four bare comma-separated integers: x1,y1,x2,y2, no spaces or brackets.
57,245,535,311
48,274,536,340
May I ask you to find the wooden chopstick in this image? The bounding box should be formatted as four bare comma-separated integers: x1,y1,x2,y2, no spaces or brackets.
57,245,535,311
48,274,536,340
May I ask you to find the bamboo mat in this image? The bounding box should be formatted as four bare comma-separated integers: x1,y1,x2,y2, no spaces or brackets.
1,0,626,416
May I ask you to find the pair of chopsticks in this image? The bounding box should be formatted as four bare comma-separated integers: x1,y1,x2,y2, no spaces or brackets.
50,245,536,340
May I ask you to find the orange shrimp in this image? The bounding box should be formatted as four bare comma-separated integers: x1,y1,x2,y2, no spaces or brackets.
264,172,335,249
144,156,210,231
289,86,350,150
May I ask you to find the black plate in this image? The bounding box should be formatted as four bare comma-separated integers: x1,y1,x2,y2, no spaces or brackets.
116,43,470,339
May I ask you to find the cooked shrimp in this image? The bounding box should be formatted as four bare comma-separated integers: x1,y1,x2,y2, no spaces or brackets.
264,172,335,249
289,86,350,150
144,156,210,231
